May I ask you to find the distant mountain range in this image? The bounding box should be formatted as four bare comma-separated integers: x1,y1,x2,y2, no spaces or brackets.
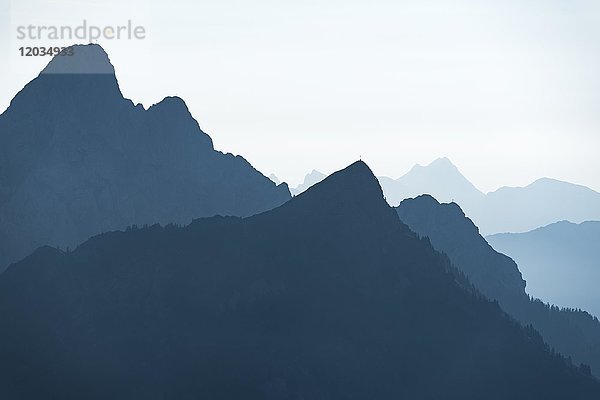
268,173,282,185
381,158,600,234
380,157,484,211
488,221,600,317
1,161,598,399
290,170,326,196
0,44,290,272
397,195,600,379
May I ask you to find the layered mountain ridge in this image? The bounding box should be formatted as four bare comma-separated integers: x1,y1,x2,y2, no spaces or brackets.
0,44,290,271
381,158,600,234
1,161,599,398
488,220,600,316
397,195,600,379
290,169,326,196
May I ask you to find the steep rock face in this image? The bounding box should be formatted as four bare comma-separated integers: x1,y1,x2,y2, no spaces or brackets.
0,44,290,270
397,195,600,378
0,162,598,399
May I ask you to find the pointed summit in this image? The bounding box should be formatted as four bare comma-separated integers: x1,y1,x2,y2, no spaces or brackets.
409,157,462,175
428,157,457,169
262,160,404,234
300,161,383,201
41,44,115,75
0,44,290,271
380,157,484,207
7,44,123,113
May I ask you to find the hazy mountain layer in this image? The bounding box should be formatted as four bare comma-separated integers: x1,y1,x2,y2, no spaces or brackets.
397,195,600,378
0,44,290,271
380,157,484,211
0,162,598,399
488,221,600,316
480,180,600,234
381,158,600,235
290,170,326,195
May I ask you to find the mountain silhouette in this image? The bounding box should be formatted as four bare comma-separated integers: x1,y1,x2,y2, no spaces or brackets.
380,158,600,234
1,162,599,399
397,195,600,379
488,221,600,316
396,194,525,303
379,157,484,211
290,169,326,195
481,179,600,234
0,44,290,272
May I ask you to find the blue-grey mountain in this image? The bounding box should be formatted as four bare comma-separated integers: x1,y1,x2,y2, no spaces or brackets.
290,170,326,196
1,162,598,399
379,157,484,213
488,221,600,317
480,180,600,234
397,195,600,378
0,44,290,272
381,158,600,235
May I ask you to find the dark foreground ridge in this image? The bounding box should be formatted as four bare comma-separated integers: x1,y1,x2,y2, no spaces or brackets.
0,162,598,399
0,44,290,271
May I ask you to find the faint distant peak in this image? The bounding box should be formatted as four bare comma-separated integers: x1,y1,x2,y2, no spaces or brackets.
429,157,455,168
540,220,576,228
530,177,574,187
524,219,598,234
530,177,598,192
491,177,600,195
291,169,327,195
406,157,460,175
269,174,281,185
41,43,116,75
401,157,482,191
302,170,326,185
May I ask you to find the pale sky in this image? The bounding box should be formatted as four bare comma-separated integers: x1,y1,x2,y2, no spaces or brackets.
1,0,599,191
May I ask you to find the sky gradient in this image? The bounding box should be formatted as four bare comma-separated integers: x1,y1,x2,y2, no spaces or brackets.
1,0,599,191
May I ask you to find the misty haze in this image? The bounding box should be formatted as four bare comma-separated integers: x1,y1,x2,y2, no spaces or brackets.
0,1,599,398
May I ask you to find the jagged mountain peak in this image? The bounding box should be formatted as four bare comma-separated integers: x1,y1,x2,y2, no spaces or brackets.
307,169,325,177
290,169,327,195
41,43,115,75
5,44,124,114
0,43,291,271
405,157,474,183
379,158,484,208
413,156,455,170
